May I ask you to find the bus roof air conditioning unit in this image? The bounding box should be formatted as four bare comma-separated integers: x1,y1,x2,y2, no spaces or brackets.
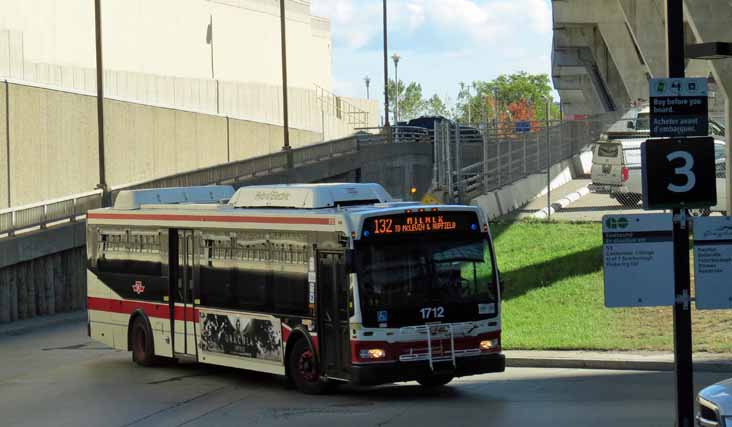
113,185,235,210
228,183,393,209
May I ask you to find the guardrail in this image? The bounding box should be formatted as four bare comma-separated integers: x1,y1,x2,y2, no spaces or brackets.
0,130,433,238
355,126,432,145
0,190,103,237
0,137,363,238
110,136,360,199
434,114,623,203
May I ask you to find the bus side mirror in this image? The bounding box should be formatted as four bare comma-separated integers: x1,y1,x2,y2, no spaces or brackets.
627,121,635,130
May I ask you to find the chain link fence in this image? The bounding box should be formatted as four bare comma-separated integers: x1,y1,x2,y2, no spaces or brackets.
432,114,622,206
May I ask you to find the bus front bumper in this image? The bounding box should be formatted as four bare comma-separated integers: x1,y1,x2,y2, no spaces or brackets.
350,353,505,386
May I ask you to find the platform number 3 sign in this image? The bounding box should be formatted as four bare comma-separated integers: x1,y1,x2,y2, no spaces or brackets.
641,137,717,210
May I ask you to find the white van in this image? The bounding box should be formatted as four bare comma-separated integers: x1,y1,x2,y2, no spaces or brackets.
590,138,727,214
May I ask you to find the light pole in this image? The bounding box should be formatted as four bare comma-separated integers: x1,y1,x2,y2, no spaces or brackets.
364,76,371,100
94,0,108,206
279,0,292,168
382,0,390,139
392,53,400,125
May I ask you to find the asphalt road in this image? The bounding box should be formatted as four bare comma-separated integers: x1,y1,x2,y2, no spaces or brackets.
1,321,728,427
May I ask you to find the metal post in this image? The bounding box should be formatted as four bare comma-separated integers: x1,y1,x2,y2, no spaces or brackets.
666,1,693,426
446,124,453,202
523,132,527,176
393,55,399,125
497,139,502,188
280,0,293,169
279,0,292,168
508,131,512,182
382,0,390,140
455,123,462,201
4,80,10,208
207,14,219,115
94,0,108,206
482,128,489,193
432,122,439,189
546,99,551,222
726,97,732,215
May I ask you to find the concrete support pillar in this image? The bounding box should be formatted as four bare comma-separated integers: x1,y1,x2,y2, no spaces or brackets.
683,0,732,214
597,21,649,103
726,98,731,214
617,0,667,78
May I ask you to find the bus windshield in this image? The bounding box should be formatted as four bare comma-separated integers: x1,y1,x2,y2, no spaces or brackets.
355,238,498,328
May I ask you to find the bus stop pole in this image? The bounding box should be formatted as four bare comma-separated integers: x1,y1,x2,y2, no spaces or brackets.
666,1,694,426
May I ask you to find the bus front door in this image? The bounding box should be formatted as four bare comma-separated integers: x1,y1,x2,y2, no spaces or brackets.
317,251,351,381
171,229,196,357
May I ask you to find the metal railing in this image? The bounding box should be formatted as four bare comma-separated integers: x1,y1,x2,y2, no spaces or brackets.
314,85,370,128
0,136,367,238
110,136,360,198
0,190,103,237
354,125,433,145
434,114,622,203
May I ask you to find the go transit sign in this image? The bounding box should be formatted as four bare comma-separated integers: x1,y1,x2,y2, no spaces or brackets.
602,214,675,308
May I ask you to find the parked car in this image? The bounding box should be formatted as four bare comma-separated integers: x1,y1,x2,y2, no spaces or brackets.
590,109,727,214
405,116,484,143
698,378,732,426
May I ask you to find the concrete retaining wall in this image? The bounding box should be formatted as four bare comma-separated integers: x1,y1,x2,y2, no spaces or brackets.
0,82,322,207
0,222,87,324
471,151,589,220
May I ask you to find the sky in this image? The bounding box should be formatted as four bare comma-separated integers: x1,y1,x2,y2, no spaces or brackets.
310,0,554,109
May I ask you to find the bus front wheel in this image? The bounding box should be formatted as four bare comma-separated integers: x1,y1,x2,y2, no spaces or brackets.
131,317,157,366
417,374,454,387
288,338,328,394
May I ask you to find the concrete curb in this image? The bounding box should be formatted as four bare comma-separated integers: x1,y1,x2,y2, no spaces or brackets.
506,355,732,373
0,311,87,337
533,185,590,219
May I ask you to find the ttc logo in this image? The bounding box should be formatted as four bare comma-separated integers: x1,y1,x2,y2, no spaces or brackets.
132,280,145,295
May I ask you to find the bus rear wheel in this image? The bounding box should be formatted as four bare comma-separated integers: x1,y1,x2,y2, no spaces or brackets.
131,317,157,366
288,339,327,394
417,374,454,387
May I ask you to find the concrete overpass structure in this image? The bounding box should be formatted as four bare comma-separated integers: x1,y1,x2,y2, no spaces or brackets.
552,0,732,121
552,0,732,213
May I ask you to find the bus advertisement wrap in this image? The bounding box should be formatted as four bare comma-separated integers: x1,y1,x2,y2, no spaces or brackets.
200,312,282,362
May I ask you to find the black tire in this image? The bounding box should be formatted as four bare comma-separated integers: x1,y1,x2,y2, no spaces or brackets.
288,339,327,394
131,317,157,366
416,374,454,387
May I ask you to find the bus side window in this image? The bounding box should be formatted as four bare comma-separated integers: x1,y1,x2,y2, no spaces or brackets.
97,230,128,274
199,235,237,309
127,232,162,276
272,243,309,316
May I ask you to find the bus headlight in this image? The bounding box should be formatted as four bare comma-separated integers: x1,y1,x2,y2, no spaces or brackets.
359,348,386,359
480,339,499,351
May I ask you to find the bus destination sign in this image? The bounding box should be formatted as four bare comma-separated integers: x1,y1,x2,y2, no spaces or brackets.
362,211,481,238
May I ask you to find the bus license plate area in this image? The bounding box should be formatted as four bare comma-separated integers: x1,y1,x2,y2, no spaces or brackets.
399,347,482,362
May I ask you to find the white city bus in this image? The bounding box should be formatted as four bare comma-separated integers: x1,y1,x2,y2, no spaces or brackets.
86,183,504,393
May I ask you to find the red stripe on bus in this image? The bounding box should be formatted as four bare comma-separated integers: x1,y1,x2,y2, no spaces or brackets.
87,297,198,322
87,212,333,225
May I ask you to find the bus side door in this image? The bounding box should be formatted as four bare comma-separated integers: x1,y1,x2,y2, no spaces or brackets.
170,229,197,358
317,251,351,380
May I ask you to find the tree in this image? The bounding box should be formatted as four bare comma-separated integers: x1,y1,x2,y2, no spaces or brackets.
453,72,560,124
387,79,425,123
424,94,449,117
